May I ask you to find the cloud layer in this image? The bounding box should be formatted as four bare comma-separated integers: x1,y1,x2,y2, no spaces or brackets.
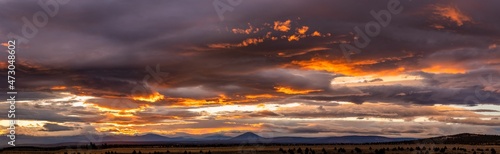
0,0,499,139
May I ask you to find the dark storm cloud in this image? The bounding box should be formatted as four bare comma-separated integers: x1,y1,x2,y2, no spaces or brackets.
0,0,499,105
133,111,202,123
40,123,78,131
0,91,63,101
301,84,500,105
416,68,500,90
13,108,84,122
262,123,427,135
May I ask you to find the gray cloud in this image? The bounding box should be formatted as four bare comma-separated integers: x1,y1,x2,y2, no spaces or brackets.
40,123,78,131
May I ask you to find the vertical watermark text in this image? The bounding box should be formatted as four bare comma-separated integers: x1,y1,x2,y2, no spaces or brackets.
6,40,17,146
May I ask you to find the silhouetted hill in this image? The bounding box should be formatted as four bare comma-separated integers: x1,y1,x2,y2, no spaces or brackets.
266,136,414,144
3,132,499,148
407,133,500,145
230,132,263,141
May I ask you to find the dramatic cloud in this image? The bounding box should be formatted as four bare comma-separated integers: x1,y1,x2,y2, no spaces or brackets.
1,0,499,139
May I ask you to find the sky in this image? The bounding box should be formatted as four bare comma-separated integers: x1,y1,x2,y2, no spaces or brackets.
0,0,499,139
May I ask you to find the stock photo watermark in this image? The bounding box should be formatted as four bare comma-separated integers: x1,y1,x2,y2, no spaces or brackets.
5,40,17,147
213,0,244,21
7,0,71,45
339,0,403,62
464,73,498,105
4,0,71,147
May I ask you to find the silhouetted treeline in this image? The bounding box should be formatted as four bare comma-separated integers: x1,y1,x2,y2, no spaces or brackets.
274,146,496,154
1,140,498,154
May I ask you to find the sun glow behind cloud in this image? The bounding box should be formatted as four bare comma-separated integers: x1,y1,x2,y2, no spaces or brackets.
421,65,467,74
274,86,322,94
330,74,425,87
132,92,165,102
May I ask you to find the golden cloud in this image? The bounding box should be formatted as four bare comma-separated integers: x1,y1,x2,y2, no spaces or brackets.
288,53,414,76
297,26,309,35
208,43,231,49
50,86,67,90
169,95,234,107
289,58,375,76
245,94,276,99
431,24,445,29
232,23,259,34
433,5,472,26
311,31,321,37
274,20,292,32
132,92,165,103
274,86,322,95
421,65,466,74
288,35,300,41
239,38,264,46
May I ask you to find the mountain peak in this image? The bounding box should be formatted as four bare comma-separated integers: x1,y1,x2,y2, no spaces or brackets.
141,133,166,137
240,132,261,137
230,132,262,141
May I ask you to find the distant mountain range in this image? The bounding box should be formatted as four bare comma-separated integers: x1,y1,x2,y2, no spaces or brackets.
228,132,415,144
2,132,499,148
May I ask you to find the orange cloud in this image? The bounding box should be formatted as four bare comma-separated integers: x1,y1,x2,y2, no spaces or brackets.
290,58,369,76
97,126,140,135
431,24,445,29
209,38,265,48
311,31,321,37
232,23,259,34
297,26,309,35
208,43,231,49
0,62,7,68
288,35,300,41
170,95,235,107
132,92,165,103
91,103,149,117
489,44,497,49
274,20,291,32
274,86,322,95
421,65,466,74
433,5,472,26
289,58,407,76
239,38,264,46
245,94,276,99
1,43,8,47
50,86,67,90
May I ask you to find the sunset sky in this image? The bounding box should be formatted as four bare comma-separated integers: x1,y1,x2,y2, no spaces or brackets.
0,0,499,139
